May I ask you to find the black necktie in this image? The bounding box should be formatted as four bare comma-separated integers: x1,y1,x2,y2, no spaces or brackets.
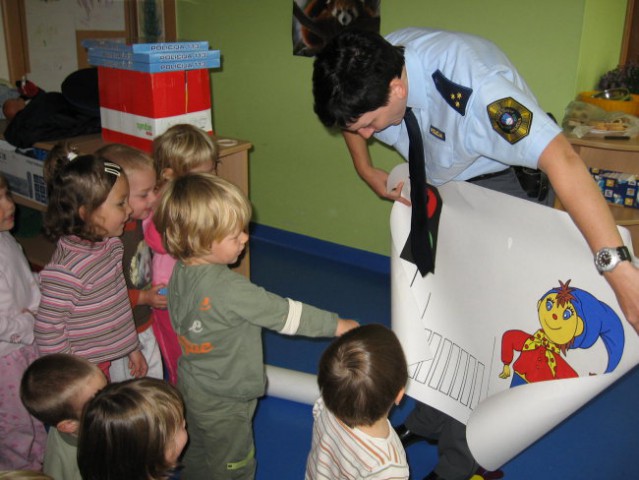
404,107,434,276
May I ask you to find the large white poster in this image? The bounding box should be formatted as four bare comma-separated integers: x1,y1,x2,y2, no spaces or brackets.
388,164,639,470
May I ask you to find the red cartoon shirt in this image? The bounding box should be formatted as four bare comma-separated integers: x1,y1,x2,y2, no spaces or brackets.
501,329,578,383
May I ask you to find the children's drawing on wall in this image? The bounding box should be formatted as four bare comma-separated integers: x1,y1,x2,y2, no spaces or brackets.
292,0,380,56
499,280,625,387
75,0,125,29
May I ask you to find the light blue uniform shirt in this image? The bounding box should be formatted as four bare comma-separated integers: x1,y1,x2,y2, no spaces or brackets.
374,28,561,186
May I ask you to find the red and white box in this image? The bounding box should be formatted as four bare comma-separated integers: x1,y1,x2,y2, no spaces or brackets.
97,66,212,152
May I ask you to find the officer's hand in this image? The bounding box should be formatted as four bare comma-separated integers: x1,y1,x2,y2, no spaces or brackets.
605,261,639,335
362,167,410,206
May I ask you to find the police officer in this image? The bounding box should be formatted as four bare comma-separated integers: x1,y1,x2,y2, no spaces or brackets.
312,27,639,480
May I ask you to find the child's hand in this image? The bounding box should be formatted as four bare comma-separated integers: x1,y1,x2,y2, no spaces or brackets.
140,285,169,309
128,350,148,378
335,319,359,336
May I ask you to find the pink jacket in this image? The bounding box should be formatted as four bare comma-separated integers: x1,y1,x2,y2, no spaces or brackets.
142,216,177,286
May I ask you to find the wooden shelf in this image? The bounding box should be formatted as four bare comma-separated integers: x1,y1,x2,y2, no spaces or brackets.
568,135,639,154
609,203,639,226
567,134,639,251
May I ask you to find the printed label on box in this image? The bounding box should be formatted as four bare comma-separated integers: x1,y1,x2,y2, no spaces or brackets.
87,48,220,63
100,107,212,140
0,144,47,206
82,39,210,53
88,56,220,72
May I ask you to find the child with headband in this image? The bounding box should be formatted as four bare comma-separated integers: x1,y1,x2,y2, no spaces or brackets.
97,143,165,382
34,145,147,379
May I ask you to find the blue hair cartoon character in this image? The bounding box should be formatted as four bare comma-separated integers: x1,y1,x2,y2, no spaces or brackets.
499,280,624,387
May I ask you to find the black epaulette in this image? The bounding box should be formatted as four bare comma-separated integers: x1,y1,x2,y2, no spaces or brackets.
432,70,472,116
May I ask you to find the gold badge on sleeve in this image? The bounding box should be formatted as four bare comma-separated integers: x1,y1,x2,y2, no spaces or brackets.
487,97,532,144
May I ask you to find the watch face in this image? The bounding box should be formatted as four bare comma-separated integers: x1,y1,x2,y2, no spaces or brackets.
599,250,613,266
595,247,631,273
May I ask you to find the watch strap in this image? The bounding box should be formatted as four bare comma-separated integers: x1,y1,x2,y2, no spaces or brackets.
617,246,632,262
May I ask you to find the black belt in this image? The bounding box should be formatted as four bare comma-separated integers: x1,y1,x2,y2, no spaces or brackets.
467,167,513,183
468,166,549,202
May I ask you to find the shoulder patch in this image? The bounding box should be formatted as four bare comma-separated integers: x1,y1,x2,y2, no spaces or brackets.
432,70,472,116
487,97,532,144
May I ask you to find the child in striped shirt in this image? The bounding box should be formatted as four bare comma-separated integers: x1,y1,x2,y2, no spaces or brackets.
96,143,165,382
34,148,147,379
306,324,410,480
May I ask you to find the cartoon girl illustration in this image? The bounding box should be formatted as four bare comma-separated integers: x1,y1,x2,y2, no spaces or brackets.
499,280,624,387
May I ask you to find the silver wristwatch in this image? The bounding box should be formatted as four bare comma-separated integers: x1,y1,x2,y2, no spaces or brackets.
594,246,631,274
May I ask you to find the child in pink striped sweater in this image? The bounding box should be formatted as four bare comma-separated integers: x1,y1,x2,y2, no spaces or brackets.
34,146,147,380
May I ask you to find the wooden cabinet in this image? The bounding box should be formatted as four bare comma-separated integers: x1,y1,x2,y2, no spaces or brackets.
567,135,639,253
14,134,252,277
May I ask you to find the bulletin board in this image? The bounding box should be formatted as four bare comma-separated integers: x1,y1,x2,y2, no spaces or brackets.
1,0,176,88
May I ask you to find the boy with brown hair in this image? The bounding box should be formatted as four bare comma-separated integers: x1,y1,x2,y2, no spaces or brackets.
306,323,409,479
20,353,107,480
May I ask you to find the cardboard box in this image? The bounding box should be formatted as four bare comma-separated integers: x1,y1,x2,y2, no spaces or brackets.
590,168,639,209
0,135,108,209
88,48,221,72
98,67,213,152
0,140,48,207
82,39,210,54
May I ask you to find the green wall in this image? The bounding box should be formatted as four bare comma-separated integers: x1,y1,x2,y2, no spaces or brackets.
177,0,627,256
576,0,628,93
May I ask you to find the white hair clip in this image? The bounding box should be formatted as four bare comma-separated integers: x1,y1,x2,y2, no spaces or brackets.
104,161,121,177
67,152,78,161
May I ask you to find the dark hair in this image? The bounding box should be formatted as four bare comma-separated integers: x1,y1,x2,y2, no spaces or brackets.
313,29,405,128
42,141,81,191
20,353,103,426
318,323,408,427
78,378,185,480
43,151,122,242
